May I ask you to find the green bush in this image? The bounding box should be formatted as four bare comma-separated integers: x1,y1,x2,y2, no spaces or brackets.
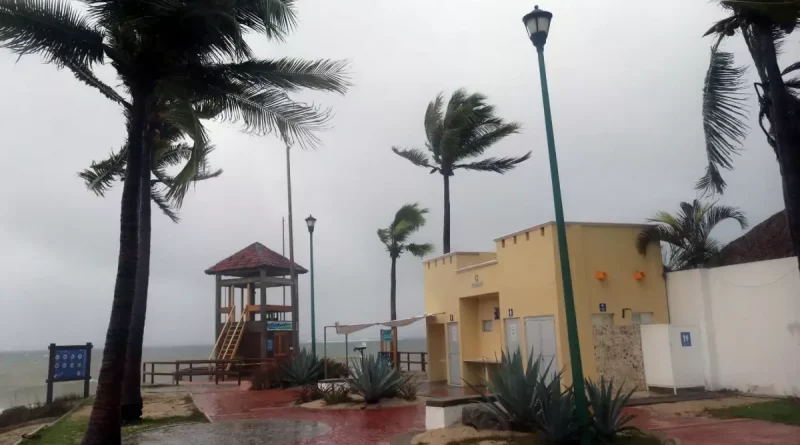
320,385,352,405
281,348,323,387
478,349,551,432
319,357,350,379
397,374,421,401
348,354,402,404
585,377,637,443
537,373,579,444
294,385,324,404
0,394,82,429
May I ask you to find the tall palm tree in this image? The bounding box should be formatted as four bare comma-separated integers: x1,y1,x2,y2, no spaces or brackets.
697,0,800,269
392,89,529,254
636,200,749,271
0,1,349,442
378,204,434,323
79,120,222,421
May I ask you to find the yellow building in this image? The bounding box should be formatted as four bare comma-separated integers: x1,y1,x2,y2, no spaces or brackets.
424,221,667,386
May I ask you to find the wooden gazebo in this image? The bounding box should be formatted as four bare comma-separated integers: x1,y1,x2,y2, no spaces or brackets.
205,242,307,362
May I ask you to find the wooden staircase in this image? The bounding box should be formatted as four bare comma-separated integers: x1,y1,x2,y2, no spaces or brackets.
210,305,249,372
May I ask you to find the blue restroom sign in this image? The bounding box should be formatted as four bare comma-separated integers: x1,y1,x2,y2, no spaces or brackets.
599,303,607,312
680,332,692,347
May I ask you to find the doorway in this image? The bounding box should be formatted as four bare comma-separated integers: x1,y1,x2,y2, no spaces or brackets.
524,316,558,381
447,322,461,385
504,318,521,355
273,332,289,360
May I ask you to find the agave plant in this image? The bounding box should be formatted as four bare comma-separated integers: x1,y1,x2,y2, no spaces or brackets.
348,354,402,404
477,349,550,432
281,349,323,387
320,385,352,405
585,377,638,443
537,373,579,444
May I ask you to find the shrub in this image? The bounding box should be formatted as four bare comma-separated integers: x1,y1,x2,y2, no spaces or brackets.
320,385,352,405
249,364,284,391
319,357,350,379
396,374,421,401
348,354,402,404
585,377,637,443
294,385,324,404
0,394,82,429
281,348,323,387
477,349,552,432
537,373,578,444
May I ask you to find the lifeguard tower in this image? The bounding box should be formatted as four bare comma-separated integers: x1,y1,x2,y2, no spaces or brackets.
205,242,307,362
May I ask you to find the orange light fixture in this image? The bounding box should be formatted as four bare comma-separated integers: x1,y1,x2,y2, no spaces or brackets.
595,271,608,281
633,271,646,280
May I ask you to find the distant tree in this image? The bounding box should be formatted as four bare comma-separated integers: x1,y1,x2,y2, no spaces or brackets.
378,204,434,323
392,89,529,254
697,0,800,270
636,200,748,270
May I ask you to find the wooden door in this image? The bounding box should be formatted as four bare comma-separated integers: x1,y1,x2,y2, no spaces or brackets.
274,332,289,359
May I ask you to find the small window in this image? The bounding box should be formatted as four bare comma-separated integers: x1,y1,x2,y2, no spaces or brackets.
513,235,517,244
540,227,545,236
501,239,506,248
526,232,530,241
632,312,654,325
482,320,493,332
592,313,614,326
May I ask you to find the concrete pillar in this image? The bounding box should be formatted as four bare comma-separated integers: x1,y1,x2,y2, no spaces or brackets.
260,269,268,359
215,274,221,341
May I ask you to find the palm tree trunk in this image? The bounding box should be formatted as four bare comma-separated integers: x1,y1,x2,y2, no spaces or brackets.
120,126,154,422
390,255,397,321
443,174,451,254
82,91,151,445
754,22,800,270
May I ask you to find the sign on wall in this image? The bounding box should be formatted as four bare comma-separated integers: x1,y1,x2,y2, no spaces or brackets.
266,339,274,352
381,329,393,342
267,321,292,331
599,303,607,312
508,308,514,317
471,274,483,288
680,332,692,347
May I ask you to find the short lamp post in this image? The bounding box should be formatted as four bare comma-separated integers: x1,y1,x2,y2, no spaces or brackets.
522,6,590,444
305,215,318,356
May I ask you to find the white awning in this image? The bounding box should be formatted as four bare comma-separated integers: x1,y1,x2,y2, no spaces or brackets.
334,313,443,335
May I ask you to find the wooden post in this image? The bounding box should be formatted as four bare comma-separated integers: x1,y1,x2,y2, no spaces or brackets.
189,363,193,382
83,343,92,398
175,363,179,385
142,361,146,383
422,352,427,373
45,343,55,405
260,269,267,359
151,363,155,384
215,275,222,341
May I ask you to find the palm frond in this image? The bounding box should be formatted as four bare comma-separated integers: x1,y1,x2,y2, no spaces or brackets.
457,121,522,160
215,58,350,94
0,0,106,67
391,147,435,170
392,203,428,233
406,243,434,258
703,204,748,232
698,36,749,196
424,93,445,157
64,60,130,108
151,185,180,223
78,146,128,196
782,61,800,76
636,225,682,256
453,152,532,174
377,228,391,246
235,0,298,42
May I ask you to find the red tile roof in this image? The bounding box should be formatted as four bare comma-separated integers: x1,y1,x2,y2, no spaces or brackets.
205,242,307,275
718,210,794,266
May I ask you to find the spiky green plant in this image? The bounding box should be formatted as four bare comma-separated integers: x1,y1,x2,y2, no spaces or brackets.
396,374,421,401
348,354,402,404
320,385,352,405
585,377,638,443
281,349,323,387
537,373,578,444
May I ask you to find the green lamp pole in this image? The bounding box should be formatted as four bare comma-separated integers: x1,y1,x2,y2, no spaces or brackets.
522,6,590,444
305,214,318,356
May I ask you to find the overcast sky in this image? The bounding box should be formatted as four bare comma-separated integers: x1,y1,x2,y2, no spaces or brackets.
0,0,790,352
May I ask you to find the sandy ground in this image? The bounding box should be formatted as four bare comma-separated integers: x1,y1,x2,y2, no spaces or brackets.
301,395,423,410
72,392,194,420
0,419,53,445
411,425,531,445
645,396,770,417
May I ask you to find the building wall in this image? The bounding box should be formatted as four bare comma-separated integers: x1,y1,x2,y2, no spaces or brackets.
667,257,800,395
592,325,646,391
478,296,501,359
426,323,447,382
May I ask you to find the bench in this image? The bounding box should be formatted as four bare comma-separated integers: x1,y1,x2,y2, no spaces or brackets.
425,395,495,430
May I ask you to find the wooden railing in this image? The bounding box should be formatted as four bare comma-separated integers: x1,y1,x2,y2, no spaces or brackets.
397,351,427,372
142,358,275,386
209,305,234,360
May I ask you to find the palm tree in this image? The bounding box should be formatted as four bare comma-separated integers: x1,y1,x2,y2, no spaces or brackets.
0,1,349,442
79,120,222,421
697,0,800,269
636,200,749,271
392,89,529,254
378,204,434,323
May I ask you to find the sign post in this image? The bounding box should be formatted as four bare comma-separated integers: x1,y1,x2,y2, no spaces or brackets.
46,343,92,404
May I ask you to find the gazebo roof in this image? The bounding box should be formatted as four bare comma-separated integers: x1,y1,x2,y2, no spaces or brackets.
204,242,308,276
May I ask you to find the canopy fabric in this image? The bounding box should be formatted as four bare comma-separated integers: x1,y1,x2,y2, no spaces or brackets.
334,313,443,335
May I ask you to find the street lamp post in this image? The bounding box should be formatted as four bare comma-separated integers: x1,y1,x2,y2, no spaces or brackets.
522,6,590,444
305,215,317,356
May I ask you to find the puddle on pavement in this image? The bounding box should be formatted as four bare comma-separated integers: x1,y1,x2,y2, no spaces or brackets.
123,419,330,445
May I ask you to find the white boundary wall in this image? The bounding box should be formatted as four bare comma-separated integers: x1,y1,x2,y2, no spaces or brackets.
640,325,705,392
666,257,800,396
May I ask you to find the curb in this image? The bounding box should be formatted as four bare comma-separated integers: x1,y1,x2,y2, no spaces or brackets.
12,398,90,445
188,391,214,424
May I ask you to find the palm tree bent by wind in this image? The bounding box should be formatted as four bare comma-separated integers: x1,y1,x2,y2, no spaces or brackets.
392,89,530,254
636,200,748,271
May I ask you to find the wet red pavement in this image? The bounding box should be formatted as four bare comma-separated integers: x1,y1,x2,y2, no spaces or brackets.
191,387,424,445
628,406,800,445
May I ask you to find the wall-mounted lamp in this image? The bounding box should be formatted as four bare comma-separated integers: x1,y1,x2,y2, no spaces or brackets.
595,271,608,281
633,271,646,281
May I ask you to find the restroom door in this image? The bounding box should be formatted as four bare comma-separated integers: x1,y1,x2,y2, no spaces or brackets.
447,323,461,385
525,316,558,382
504,318,521,356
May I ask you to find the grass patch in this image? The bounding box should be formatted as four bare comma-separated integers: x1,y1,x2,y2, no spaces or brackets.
706,399,800,426
0,395,83,431
23,396,206,444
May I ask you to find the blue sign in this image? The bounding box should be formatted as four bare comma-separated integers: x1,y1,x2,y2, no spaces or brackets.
266,339,274,352
267,321,292,331
381,329,393,342
599,303,607,313
52,348,89,382
680,332,692,347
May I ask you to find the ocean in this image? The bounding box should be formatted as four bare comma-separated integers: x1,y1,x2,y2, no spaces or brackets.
0,339,426,411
